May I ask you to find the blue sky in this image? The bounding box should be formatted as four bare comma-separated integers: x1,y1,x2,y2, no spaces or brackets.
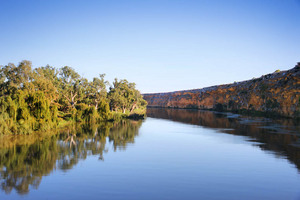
0,0,299,93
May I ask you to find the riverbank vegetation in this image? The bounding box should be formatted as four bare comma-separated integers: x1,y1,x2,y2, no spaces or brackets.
0,60,147,135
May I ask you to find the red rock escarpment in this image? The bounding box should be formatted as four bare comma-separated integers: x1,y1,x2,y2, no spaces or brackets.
143,63,300,118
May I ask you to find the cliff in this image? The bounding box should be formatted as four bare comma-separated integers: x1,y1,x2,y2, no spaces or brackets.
143,63,300,118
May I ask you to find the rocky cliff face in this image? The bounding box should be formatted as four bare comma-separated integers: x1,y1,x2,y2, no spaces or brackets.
143,63,300,118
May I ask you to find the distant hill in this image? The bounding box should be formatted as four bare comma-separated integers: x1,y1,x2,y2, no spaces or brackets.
143,63,300,118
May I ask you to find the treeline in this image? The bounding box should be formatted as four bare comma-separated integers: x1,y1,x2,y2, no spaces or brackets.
0,60,147,134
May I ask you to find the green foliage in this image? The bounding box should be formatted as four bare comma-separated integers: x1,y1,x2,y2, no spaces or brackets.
111,111,126,121
97,99,110,120
75,103,88,122
58,66,82,111
83,106,98,123
108,78,147,114
50,105,58,123
0,60,146,135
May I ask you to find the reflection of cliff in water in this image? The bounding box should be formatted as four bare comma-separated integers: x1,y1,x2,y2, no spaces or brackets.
147,108,300,171
0,120,143,195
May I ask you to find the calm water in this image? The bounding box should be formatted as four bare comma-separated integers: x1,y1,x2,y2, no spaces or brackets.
1,108,300,200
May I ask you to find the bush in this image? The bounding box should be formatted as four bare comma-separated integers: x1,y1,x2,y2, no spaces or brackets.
97,100,110,121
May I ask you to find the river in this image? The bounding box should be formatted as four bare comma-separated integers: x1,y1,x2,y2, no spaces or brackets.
0,108,300,199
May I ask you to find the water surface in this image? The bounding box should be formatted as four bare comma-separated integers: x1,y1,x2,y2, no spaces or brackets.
1,108,300,200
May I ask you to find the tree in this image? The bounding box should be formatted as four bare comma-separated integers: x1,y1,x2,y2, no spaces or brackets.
58,66,82,110
33,66,59,104
108,79,147,113
0,61,34,95
87,74,108,109
0,60,147,135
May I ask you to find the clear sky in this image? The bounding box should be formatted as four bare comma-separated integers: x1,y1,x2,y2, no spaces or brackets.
0,0,299,93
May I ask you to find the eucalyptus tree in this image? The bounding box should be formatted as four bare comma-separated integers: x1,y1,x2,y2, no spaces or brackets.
88,74,108,109
0,60,147,135
58,66,82,110
0,61,34,95
33,66,59,104
108,78,147,113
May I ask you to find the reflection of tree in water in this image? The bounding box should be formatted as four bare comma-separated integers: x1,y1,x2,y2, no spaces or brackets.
147,108,300,171
109,120,141,151
0,136,58,194
57,123,110,170
0,120,142,194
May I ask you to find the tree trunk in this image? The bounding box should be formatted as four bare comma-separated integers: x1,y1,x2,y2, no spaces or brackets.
130,103,137,113
95,101,98,110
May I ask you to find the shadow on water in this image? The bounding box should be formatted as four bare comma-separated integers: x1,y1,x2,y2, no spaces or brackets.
147,108,300,172
0,120,143,195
